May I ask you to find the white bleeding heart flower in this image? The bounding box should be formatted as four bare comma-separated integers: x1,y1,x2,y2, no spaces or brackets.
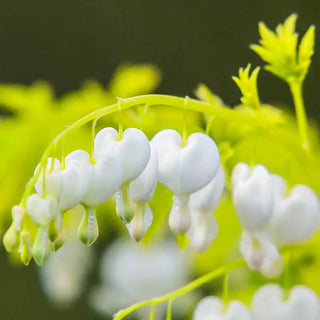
26,194,59,226
120,145,158,241
240,231,279,271
151,129,220,196
67,150,123,208
151,129,220,234
94,127,151,183
116,144,158,224
35,156,89,212
232,163,275,231
252,284,320,320
193,296,252,320
270,182,320,246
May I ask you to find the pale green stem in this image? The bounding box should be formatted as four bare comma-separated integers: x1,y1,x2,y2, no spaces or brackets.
149,304,155,320
20,94,277,206
166,300,173,320
113,259,245,320
289,81,309,149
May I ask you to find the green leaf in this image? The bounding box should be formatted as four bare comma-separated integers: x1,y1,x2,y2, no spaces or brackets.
251,13,314,83
232,64,261,110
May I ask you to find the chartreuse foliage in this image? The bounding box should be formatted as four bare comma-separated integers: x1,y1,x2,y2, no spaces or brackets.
2,13,320,320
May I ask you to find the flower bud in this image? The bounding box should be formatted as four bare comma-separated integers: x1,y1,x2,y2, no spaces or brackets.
78,205,99,247
94,127,151,183
48,212,63,243
270,184,320,245
3,206,25,252
232,163,274,231
26,194,59,226
32,227,51,266
151,129,220,195
252,284,320,320
193,296,252,320
19,231,32,266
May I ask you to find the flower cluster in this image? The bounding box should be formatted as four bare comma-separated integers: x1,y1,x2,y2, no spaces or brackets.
232,162,320,277
193,284,320,320
4,127,225,265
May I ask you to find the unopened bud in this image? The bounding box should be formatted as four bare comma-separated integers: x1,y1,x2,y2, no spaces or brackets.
78,206,99,247
32,228,51,266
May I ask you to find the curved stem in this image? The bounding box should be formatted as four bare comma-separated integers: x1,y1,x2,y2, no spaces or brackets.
113,259,245,320
21,94,272,205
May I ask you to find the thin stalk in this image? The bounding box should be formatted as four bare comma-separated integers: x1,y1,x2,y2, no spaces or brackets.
289,81,309,149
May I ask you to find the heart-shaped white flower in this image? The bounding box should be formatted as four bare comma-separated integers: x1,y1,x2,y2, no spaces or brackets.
151,129,220,195
193,296,252,320
35,156,89,211
252,284,320,320
26,194,59,226
232,163,275,231
270,182,320,245
94,127,151,183
152,129,220,234
66,150,123,208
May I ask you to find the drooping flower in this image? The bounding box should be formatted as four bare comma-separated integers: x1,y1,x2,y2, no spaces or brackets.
232,163,275,231
35,156,89,212
251,284,320,320
94,127,151,222
193,296,252,320
125,144,159,241
270,177,320,246
151,129,220,234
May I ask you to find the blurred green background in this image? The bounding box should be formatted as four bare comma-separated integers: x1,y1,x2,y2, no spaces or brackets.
1,0,320,319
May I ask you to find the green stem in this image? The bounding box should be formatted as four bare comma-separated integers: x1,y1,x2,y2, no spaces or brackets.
113,259,245,320
20,94,277,205
289,81,309,149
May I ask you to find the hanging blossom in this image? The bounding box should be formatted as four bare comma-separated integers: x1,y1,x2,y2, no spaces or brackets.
193,296,252,320
232,163,320,277
94,127,155,241
151,129,220,234
251,284,320,320
188,165,225,252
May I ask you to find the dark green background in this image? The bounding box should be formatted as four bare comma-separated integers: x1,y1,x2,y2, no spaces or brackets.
1,1,320,319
